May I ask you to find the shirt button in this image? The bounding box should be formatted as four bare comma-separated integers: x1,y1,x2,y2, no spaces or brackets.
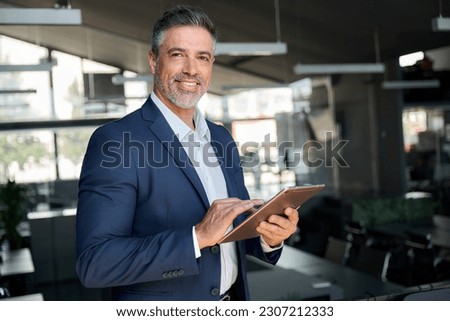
210,288,220,296
210,245,220,254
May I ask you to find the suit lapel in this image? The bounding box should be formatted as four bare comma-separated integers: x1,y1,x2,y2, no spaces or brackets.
142,98,210,209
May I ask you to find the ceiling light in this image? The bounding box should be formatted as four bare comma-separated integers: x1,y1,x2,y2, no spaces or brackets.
382,80,440,90
399,51,424,67
0,61,56,72
432,17,450,31
111,74,153,85
0,89,37,94
293,63,385,75
0,8,82,25
215,42,287,56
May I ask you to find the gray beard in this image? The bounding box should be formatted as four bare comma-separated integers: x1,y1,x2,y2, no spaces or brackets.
154,70,204,110
167,91,200,110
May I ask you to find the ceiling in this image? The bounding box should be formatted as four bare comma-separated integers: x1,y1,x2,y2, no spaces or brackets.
1,0,450,95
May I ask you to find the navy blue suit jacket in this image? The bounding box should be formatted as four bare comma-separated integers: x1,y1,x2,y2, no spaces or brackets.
76,96,282,300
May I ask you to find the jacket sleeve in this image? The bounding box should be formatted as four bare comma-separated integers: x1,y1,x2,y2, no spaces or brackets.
76,126,200,288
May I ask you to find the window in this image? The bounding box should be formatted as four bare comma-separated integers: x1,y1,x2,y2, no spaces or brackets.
0,131,55,183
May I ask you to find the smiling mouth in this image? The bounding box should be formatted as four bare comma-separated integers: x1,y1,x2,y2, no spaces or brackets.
176,80,201,93
178,80,199,87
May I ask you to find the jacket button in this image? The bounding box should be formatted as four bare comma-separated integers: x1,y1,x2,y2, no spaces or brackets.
210,245,220,254
210,288,220,296
162,272,169,279
178,269,184,276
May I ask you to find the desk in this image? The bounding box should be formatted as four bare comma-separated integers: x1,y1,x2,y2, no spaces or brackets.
0,293,43,301
248,263,344,300
0,248,35,297
275,246,404,300
0,248,35,277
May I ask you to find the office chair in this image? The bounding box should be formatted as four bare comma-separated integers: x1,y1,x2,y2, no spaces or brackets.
404,230,437,285
344,221,367,266
324,236,351,265
0,272,11,299
352,246,392,282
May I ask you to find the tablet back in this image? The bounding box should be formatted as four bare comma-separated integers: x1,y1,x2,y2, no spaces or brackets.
218,184,325,243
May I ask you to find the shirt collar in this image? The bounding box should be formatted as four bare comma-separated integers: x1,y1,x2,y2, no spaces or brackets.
151,92,210,142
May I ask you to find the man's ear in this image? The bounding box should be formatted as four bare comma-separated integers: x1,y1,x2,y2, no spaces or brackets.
148,50,157,74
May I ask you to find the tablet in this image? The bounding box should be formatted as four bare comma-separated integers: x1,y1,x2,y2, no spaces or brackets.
218,184,325,244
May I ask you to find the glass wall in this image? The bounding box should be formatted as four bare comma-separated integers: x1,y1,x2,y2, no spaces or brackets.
0,130,55,182
403,107,450,195
0,36,50,121
0,34,307,201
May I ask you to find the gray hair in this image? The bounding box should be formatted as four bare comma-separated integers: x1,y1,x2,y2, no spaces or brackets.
151,5,218,56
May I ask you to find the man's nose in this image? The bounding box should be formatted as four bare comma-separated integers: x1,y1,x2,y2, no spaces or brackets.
182,57,199,75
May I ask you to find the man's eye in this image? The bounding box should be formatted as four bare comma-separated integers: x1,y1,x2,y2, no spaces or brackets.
198,56,210,62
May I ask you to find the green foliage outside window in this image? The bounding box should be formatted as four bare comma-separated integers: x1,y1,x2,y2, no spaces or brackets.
0,135,50,181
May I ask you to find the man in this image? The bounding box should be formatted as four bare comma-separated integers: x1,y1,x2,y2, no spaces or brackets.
76,5,299,301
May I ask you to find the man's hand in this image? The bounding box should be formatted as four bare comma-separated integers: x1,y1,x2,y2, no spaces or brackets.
195,198,263,249
256,207,299,247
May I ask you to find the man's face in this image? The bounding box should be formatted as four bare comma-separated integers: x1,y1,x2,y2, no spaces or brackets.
149,26,215,110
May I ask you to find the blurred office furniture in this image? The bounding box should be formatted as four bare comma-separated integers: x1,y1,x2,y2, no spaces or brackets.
27,180,79,210
0,284,10,298
363,280,450,301
343,221,367,267
276,245,404,300
27,208,108,300
404,230,437,285
364,213,450,286
431,215,450,281
403,287,450,300
324,236,350,265
247,256,343,300
324,232,393,282
0,248,34,276
28,209,77,285
352,246,392,282
0,293,43,301
0,247,35,297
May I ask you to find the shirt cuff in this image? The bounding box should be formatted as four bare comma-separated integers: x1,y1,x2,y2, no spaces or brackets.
193,226,201,258
260,236,283,252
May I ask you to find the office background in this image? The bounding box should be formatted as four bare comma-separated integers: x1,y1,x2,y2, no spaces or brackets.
1,0,450,301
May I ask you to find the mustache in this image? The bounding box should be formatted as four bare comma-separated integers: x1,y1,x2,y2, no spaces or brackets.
172,74,204,85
